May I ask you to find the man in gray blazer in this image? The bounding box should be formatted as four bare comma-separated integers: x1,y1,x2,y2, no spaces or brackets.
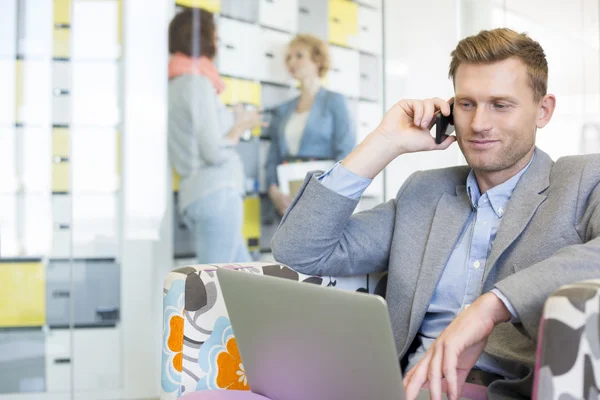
271,28,600,400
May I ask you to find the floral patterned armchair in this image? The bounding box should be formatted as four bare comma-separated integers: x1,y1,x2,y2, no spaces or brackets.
161,262,600,400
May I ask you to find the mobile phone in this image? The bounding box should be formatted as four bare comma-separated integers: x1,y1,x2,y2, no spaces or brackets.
435,102,454,144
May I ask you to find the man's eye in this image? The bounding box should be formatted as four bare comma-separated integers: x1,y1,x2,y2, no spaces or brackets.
494,103,507,109
460,102,472,109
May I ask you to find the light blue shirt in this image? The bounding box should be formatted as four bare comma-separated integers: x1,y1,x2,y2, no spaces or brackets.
318,155,534,377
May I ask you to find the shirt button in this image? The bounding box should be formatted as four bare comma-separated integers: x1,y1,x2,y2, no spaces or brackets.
473,260,481,269
465,304,471,310
498,207,505,216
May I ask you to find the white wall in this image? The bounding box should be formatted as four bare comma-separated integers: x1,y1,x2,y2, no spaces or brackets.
382,0,463,200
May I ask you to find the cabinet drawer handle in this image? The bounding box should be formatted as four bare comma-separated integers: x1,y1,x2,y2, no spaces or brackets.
299,7,309,14
96,307,120,321
53,156,69,164
52,290,70,298
265,53,274,59
53,89,70,96
54,358,71,364
55,223,70,230
225,44,235,50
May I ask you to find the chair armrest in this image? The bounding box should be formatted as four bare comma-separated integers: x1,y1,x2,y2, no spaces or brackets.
533,279,600,400
161,262,372,399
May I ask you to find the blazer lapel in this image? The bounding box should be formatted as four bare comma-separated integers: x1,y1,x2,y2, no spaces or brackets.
297,88,327,155
404,186,472,350
277,99,297,157
483,149,553,283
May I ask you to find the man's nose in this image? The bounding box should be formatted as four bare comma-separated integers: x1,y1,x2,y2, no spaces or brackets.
470,106,493,133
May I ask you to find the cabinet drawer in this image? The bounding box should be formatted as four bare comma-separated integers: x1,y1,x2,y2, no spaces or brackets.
258,28,292,86
259,0,298,33
359,53,380,102
298,0,328,41
0,330,46,394
328,0,358,48
0,262,46,328
328,46,359,98
46,260,120,327
221,0,258,23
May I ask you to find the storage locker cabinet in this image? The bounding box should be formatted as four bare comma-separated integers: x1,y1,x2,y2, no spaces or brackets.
217,18,260,80
221,77,261,107
236,139,260,190
0,128,18,193
259,0,298,33
54,0,72,26
0,0,17,57
357,100,382,142
72,0,121,61
46,260,120,327
298,0,328,41
51,194,119,259
71,62,120,126
17,0,53,58
45,328,121,392
359,52,380,102
328,45,360,98
243,196,261,251
15,60,52,126
0,61,16,126
261,83,298,111
0,195,19,257
358,5,383,54
0,330,45,394
328,0,358,48
221,0,258,23
258,28,293,86
53,27,70,59
176,0,221,13
0,262,46,328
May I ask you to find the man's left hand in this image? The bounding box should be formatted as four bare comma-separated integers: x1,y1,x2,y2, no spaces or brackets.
403,292,512,400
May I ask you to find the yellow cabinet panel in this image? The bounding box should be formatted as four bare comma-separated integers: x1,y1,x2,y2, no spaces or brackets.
221,77,261,136
53,28,70,58
242,196,261,251
328,0,358,48
0,262,46,327
173,169,181,192
52,127,69,157
54,0,72,26
221,77,261,107
52,163,70,192
176,0,221,13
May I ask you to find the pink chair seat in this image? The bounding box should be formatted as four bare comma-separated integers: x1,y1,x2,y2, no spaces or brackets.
180,390,271,400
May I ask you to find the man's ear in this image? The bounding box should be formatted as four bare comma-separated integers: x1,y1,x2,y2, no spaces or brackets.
537,94,556,129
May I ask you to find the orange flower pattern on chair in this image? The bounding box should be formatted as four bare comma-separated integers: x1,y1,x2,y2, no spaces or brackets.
196,316,249,391
168,314,185,372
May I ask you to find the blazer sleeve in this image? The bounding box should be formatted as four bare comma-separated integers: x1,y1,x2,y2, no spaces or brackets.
495,156,600,340
271,170,420,277
265,109,283,187
330,93,356,160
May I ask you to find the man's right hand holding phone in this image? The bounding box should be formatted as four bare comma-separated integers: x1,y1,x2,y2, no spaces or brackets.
341,98,456,179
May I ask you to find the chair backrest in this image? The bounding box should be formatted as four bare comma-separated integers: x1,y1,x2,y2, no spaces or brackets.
161,262,386,400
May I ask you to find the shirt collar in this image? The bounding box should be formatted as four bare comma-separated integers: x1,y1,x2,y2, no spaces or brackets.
466,151,536,218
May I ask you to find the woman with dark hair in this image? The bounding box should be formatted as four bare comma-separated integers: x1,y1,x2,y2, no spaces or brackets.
168,9,262,263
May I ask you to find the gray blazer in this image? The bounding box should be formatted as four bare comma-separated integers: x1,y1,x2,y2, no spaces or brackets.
271,149,600,399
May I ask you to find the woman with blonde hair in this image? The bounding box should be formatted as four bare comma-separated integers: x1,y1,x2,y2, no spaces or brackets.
266,34,356,215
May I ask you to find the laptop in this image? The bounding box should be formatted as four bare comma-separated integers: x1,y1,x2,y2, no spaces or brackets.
217,268,473,400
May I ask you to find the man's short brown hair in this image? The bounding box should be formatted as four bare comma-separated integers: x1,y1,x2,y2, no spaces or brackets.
449,28,548,102
289,34,331,78
168,8,216,59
